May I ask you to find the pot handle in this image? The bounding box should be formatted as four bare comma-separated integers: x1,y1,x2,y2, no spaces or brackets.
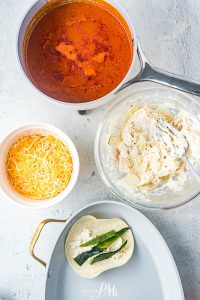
30,218,66,268
117,38,200,97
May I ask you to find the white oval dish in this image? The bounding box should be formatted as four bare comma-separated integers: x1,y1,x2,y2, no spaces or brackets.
41,200,184,300
0,123,79,208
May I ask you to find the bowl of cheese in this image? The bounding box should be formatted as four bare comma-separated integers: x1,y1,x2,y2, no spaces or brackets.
0,123,79,208
95,86,200,210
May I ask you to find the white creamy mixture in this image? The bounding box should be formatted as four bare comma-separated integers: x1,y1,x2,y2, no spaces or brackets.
69,228,93,257
110,105,200,191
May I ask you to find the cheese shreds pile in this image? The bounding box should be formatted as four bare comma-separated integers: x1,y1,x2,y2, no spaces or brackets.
6,134,73,200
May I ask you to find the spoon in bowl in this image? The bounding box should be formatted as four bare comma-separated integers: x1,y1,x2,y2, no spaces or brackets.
155,117,200,183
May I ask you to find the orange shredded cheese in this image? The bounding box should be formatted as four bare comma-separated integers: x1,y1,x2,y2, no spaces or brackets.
6,134,73,200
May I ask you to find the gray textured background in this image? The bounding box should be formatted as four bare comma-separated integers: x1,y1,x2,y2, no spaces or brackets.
1,0,200,299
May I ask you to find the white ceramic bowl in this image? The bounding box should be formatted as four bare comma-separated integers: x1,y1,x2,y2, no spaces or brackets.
17,0,137,110
0,123,79,208
95,86,200,210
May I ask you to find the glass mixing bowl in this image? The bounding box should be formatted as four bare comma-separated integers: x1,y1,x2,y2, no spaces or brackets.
95,86,200,210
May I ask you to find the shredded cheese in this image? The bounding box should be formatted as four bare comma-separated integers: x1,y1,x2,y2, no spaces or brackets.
6,134,73,200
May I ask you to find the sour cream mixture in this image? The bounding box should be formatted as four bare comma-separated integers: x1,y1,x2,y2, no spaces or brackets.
110,105,200,191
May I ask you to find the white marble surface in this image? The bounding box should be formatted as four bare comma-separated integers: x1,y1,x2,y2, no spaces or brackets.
1,0,200,299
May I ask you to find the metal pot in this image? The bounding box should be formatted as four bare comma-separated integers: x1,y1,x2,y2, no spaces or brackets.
17,0,137,110
17,0,200,111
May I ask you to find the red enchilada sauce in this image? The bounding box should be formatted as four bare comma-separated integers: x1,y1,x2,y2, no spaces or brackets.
24,0,133,103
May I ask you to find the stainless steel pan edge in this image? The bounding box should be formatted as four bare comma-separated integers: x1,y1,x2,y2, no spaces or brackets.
117,39,200,97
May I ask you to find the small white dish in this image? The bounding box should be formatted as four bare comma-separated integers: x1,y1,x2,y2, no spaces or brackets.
0,123,79,208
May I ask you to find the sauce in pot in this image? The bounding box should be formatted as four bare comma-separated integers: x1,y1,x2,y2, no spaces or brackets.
23,0,133,103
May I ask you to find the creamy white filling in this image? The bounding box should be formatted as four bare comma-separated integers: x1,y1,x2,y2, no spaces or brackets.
112,105,200,191
108,237,123,252
108,237,124,261
70,228,94,257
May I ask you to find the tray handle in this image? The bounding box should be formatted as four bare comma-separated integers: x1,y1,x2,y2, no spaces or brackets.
30,218,66,268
